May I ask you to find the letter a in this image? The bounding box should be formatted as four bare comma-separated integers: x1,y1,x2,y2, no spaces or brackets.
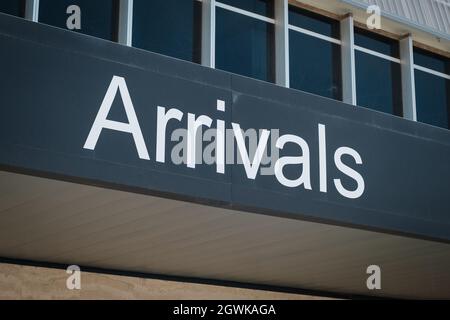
366,5,381,30
66,5,81,30
84,75,150,160
66,265,81,290
366,265,381,290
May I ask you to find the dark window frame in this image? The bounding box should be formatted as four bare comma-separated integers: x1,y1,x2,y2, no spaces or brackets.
414,48,450,129
132,0,202,64
215,2,276,83
287,5,342,100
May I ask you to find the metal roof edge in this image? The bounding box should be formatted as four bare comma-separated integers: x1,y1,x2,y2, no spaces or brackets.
340,0,450,42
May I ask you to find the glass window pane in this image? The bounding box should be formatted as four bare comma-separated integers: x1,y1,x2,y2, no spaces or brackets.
38,0,118,41
216,7,275,83
288,6,340,39
415,70,450,129
414,47,449,74
355,27,399,58
0,0,24,17
218,0,274,18
289,30,341,100
133,0,202,63
355,51,403,116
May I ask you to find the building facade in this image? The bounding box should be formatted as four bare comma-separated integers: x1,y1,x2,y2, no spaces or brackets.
0,0,449,299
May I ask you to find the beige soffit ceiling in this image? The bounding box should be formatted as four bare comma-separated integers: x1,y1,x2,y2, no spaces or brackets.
0,170,449,299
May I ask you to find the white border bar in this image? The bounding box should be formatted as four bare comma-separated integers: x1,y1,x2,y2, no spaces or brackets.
215,1,275,24
288,24,341,45
414,64,450,80
118,0,133,46
354,45,401,63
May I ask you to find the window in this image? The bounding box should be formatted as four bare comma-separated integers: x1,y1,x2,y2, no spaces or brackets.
288,6,341,100
414,48,450,129
0,0,24,17
215,0,275,82
133,0,202,63
38,0,119,41
354,28,403,116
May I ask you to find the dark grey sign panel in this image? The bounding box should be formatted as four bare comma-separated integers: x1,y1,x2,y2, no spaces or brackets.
0,14,449,242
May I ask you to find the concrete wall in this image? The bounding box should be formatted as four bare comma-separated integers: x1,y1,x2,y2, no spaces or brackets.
0,263,330,300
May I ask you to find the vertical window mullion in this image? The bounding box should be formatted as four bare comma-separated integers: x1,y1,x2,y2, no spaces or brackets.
400,34,417,121
201,0,216,68
340,13,356,105
118,0,133,46
275,0,289,87
25,0,39,21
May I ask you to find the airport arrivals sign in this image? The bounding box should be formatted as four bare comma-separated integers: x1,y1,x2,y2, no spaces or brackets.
84,76,365,200
1,14,450,241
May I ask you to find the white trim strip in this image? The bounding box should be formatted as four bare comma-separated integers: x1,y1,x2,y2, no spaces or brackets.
288,24,341,45
215,2,275,24
414,65,450,80
354,45,401,63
